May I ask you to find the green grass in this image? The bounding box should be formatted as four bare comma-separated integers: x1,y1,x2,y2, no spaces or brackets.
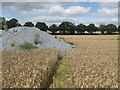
55,60,68,77
67,41,74,45
85,38,120,40
20,42,38,50
97,38,120,40
51,56,70,88
108,38,120,40
11,43,15,47
59,37,66,41
58,55,63,60
55,36,58,39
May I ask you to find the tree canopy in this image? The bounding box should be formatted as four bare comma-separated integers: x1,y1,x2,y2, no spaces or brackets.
59,22,75,34
87,23,97,34
0,17,6,30
76,24,86,34
23,22,34,27
1,17,118,35
49,24,58,34
98,24,106,34
118,25,120,33
35,22,48,32
6,18,19,29
106,24,117,34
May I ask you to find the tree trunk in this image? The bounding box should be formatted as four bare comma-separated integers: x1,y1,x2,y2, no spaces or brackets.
90,31,92,34
101,31,104,34
80,31,82,34
52,32,55,35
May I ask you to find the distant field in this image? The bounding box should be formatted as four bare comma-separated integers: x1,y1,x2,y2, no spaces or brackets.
2,49,60,88
52,35,118,88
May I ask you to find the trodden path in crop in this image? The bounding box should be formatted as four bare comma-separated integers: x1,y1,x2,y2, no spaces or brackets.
51,35,118,88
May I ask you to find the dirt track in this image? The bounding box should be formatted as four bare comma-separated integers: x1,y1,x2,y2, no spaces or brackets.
52,35,118,88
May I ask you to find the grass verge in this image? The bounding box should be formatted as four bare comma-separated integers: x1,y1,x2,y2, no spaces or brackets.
50,55,70,88
20,42,38,50
67,41,74,45
108,38,120,40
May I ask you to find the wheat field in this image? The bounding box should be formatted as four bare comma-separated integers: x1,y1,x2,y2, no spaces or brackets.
1,35,119,88
52,35,118,88
2,48,60,88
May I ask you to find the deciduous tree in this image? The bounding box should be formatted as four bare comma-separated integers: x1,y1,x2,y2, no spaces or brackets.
6,18,19,29
23,22,34,27
98,24,106,34
76,24,86,34
49,24,58,34
106,24,117,34
35,22,48,32
87,23,97,34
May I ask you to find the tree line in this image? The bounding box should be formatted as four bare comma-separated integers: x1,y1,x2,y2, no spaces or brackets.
1,17,120,35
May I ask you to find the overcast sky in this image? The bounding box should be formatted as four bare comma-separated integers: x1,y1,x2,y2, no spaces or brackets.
2,0,119,2
1,1,119,26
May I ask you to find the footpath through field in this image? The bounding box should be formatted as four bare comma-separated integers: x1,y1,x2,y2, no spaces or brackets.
51,35,118,88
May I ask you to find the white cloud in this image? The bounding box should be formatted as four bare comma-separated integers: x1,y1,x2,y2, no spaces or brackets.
6,18,10,21
99,2,118,8
112,18,118,23
92,0,119,1
2,0,119,2
3,3,91,16
49,5,65,16
65,6,91,16
18,16,118,26
48,5,91,16
3,0,88,2
2,2,118,26
93,8,118,17
2,2,58,11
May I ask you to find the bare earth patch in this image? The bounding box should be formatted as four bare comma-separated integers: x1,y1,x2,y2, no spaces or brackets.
2,48,60,88
52,35,118,88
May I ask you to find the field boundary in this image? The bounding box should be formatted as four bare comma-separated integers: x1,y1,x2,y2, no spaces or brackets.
47,54,64,88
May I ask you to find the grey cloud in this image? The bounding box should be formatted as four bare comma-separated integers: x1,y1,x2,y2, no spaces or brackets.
99,2,118,8
2,2,58,11
2,0,88,2
2,0,119,2
2,2,91,16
